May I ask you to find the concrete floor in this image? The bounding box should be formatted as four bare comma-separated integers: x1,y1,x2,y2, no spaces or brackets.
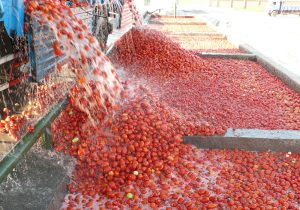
0,149,74,210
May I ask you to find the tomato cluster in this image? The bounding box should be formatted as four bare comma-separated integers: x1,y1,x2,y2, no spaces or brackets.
110,28,207,79
54,77,299,209
149,16,241,53
174,36,241,54
216,149,300,208
111,28,300,131
0,80,73,140
56,86,300,209
0,113,26,140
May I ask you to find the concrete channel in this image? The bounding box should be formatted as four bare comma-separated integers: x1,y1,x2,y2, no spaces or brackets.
196,52,257,61
194,46,300,99
184,128,300,153
160,13,300,154
191,12,300,96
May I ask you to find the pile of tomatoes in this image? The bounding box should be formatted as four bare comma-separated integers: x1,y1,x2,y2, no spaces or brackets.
53,81,299,209
111,28,300,131
110,28,207,79
16,1,300,209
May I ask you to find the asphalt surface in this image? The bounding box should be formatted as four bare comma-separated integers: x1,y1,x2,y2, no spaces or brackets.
179,7,300,79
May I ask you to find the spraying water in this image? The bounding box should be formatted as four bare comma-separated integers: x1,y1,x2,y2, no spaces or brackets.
26,0,123,126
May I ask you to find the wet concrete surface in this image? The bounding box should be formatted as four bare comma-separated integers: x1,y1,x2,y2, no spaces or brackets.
0,148,74,210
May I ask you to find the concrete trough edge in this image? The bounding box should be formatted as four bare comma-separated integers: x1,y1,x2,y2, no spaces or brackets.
184,128,300,153
183,136,300,153
196,52,257,61
239,44,300,95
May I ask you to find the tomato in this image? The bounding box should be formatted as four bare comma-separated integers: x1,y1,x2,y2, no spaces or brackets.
52,41,63,56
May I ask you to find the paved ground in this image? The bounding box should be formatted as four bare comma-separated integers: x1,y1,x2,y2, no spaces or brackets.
178,7,300,80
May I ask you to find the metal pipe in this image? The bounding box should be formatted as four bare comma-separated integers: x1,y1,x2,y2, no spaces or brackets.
0,97,68,183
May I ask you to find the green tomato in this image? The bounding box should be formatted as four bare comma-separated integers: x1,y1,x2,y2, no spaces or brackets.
126,193,134,199
72,137,79,143
133,171,139,176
